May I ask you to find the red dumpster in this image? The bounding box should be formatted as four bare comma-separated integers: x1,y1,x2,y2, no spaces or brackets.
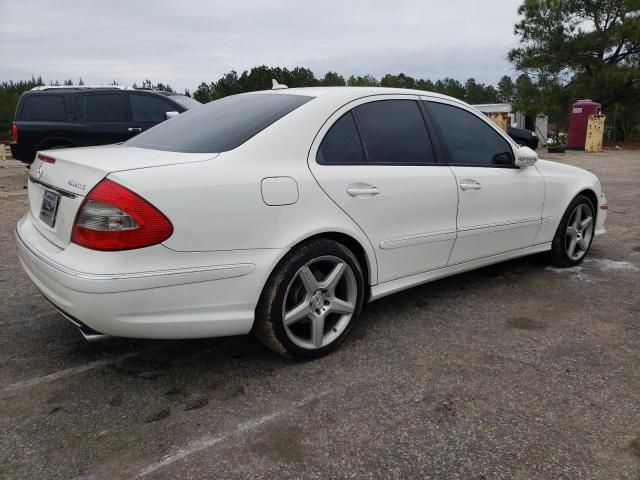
567,99,601,150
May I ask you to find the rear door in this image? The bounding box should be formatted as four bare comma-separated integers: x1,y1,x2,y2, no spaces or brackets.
424,98,544,264
125,92,178,138
75,92,128,146
308,95,459,283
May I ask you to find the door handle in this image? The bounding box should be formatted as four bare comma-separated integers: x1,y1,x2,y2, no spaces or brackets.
347,184,379,197
128,127,142,132
459,179,481,191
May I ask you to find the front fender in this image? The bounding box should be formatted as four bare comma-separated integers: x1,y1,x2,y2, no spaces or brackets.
534,159,605,243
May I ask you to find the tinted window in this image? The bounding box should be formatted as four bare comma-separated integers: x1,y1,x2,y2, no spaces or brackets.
168,95,201,110
126,93,312,153
130,94,173,122
353,100,434,164
21,96,66,121
317,112,365,164
428,102,514,166
78,94,125,122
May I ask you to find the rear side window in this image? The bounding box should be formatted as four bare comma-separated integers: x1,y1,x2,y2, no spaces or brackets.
126,93,312,153
353,100,435,164
428,102,514,166
21,95,66,121
130,94,174,122
317,112,365,164
77,94,125,122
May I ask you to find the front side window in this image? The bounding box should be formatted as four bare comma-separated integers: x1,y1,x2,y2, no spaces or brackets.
428,102,514,166
21,95,66,121
130,94,174,123
317,112,366,164
353,100,435,164
78,94,125,122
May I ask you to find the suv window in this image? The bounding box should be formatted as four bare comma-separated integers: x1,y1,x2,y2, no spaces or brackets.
126,93,312,153
130,94,174,122
353,100,435,164
428,102,514,166
21,95,66,121
77,93,125,122
317,112,366,164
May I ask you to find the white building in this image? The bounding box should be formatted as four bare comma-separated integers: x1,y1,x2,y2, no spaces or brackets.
472,103,548,145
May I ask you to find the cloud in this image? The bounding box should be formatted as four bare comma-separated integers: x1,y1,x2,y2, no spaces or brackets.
0,0,522,90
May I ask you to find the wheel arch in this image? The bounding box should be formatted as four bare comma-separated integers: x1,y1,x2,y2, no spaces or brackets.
265,230,377,301
304,231,373,293
36,137,77,150
576,188,598,212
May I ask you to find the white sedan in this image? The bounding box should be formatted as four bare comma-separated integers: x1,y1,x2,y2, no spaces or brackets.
16,86,607,358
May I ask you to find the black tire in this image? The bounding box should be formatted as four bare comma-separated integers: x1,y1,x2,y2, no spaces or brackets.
253,238,365,359
550,194,596,267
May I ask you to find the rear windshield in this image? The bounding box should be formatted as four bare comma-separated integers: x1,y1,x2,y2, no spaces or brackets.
21,95,66,121
125,93,313,153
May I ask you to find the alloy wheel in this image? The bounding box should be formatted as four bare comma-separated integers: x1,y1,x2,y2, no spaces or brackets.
565,203,594,261
282,255,357,350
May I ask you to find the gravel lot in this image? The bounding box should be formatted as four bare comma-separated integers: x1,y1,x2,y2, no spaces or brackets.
1,150,639,480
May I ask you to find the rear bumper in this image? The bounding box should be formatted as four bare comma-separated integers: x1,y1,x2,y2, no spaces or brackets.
10,143,35,164
16,214,284,339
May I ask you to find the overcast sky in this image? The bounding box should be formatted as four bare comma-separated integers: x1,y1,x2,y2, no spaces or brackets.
0,0,523,91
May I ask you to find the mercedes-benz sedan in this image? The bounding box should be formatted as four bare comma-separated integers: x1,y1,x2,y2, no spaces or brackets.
16,87,607,358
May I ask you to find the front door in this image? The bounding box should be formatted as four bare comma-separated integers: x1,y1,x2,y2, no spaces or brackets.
308,96,459,283
424,99,545,264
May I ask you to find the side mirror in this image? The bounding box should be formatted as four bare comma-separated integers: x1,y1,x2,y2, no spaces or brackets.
165,111,180,120
515,146,538,168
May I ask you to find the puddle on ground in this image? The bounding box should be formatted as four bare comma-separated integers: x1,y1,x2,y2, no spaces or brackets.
586,258,639,272
545,257,638,282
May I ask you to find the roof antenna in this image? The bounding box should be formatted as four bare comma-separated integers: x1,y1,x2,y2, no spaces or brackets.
272,79,288,90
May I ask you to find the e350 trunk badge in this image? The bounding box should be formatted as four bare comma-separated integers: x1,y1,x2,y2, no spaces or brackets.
68,179,87,191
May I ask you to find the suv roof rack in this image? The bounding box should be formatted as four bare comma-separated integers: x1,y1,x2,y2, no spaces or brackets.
31,85,130,91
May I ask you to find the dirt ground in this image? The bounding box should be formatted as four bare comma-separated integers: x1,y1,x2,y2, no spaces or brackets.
0,150,639,480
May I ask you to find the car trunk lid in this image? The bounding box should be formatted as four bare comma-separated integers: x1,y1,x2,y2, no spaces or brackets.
27,145,217,248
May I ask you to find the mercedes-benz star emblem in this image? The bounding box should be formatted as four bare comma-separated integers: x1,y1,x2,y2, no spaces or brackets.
37,162,45,178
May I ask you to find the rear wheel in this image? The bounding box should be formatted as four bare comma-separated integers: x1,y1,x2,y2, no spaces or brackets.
254,238,365,359
550,195,595,267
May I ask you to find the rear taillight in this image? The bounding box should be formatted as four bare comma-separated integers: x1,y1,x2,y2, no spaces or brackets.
12,123,18,143
71,179,173,251
37,153,56,164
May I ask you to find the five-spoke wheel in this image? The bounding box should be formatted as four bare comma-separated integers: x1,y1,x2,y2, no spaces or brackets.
551,194,596,267
283,256,357,350
254,238,364,358
565,203,594,261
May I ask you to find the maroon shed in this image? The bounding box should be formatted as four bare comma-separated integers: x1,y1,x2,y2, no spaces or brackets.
567,99,601,149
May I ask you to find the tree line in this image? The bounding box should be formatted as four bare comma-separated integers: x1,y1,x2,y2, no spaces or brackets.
0,71,545,141
189,66,523,107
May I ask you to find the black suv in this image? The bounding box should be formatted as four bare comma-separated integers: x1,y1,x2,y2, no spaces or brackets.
10,86,201,164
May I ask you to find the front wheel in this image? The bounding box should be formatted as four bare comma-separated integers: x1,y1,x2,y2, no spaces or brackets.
550,195,596,267
254,238,365,359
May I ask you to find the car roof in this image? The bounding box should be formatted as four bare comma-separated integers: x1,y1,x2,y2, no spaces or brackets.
251,86,464,104
26,86,187,96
